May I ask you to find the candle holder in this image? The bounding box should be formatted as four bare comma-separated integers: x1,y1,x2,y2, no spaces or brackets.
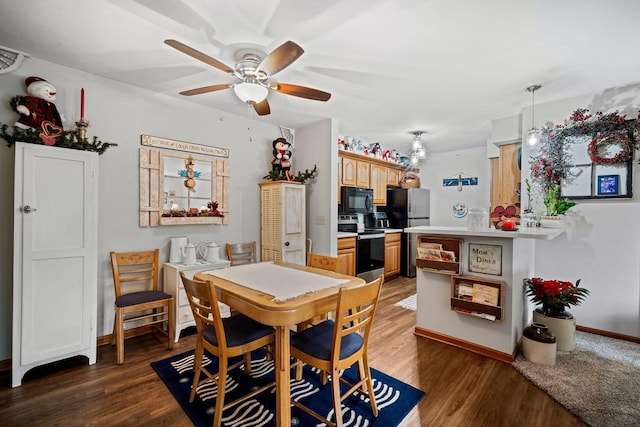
75,119,90,141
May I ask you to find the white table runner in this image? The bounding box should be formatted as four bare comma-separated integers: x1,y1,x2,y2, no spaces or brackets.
202,262,350,302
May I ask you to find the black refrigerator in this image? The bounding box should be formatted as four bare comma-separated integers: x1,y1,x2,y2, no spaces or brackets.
379,187,430,277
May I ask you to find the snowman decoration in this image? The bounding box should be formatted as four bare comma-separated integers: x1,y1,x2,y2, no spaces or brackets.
11,76,65,145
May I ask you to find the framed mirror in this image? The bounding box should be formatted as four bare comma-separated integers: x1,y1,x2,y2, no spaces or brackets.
560,130,634,200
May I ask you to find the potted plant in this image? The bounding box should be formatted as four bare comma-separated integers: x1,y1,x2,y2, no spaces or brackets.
540,184,576,228
524,276,590,351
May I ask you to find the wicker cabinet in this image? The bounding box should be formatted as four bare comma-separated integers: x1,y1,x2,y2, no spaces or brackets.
259,181,306,265
384,232,401,279
337,236,356,276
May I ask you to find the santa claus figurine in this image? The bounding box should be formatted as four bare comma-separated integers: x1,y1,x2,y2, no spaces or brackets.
12,76,64,130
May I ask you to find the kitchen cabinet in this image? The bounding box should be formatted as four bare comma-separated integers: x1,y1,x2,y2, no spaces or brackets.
387,168,400,187
371,164,388,205
384,232,401,279
259,181,306,265
337,236,356,276
341,156,357,187
163,259,231,342
356,160,371,188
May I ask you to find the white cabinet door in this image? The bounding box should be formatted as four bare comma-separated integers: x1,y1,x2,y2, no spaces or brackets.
281,183,306,264
13,143,98,387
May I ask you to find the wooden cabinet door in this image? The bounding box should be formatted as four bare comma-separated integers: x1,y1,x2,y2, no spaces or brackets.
387,168,400,187
384,233,401,278
337,237,356,276
356,161,370,188
341,156,357,186
370,164,387,205
490,143,521,215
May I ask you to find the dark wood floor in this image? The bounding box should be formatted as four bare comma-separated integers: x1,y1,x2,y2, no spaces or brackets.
0,276,585,427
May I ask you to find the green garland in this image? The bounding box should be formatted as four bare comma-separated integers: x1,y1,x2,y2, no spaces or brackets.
0,123,117,154
263,164,318,184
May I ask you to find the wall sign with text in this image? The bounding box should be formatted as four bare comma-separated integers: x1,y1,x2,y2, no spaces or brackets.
468,243,502,276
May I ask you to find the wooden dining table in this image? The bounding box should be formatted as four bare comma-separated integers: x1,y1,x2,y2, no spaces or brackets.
195,261,365,427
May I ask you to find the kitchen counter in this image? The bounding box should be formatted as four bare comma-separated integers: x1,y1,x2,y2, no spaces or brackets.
337,228,402,239
404,225,563,240
404,224,564,363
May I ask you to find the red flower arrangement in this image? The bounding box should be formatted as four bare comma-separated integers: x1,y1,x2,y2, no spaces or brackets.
525,277,589,315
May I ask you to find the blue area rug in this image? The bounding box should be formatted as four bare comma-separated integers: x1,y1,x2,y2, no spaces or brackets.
151,350,425,426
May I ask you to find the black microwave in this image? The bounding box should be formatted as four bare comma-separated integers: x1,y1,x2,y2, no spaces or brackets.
340,186,374,214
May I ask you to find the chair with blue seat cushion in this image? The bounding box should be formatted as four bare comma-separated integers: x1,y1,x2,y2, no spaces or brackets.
179,272,275,426
290,274,384,427
110,249,174,364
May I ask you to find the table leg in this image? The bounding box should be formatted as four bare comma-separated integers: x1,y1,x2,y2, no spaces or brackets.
274,325,291,426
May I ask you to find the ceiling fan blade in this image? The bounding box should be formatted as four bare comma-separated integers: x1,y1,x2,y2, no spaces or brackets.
179,84,232,96
256,41,304,76
271,83,331,101
253,99,271,116
164,39,234,74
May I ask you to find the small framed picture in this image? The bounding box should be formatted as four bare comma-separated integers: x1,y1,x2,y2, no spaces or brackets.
597,175,619,195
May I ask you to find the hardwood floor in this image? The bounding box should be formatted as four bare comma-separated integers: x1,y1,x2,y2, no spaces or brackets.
0,276,585,427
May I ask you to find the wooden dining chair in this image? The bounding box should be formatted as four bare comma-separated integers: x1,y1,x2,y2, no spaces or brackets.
306,252,339,272
225,241,257,266
110,249,174,364
179,272,275,426
290,275,384,427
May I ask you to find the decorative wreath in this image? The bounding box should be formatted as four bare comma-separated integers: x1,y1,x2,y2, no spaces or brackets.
588,133,633,165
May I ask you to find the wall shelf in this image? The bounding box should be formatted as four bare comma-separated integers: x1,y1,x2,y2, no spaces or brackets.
450,275,504,322
416,235,462,275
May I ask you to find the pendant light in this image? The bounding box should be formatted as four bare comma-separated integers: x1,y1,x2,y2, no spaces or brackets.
410,131,427,166
526,85,542,147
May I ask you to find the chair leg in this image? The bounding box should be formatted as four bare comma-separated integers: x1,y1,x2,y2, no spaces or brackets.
243,352,252,374
189,340,204,403
214,357,228,427
111,313,117,345
331,367,344,427
360,357,378,416
167,300,174,349
115,308,126,364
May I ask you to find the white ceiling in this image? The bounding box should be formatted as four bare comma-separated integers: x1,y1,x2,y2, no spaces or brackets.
1,0,640,154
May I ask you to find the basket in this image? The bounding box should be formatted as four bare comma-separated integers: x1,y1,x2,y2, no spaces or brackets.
400,172,420,188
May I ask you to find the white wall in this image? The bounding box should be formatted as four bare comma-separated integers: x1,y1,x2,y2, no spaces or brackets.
0,57,281,360
296,118,339,257
419,146,492,227
521,84,640,338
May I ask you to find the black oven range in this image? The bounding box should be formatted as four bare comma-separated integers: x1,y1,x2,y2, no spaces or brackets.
338,214,385,282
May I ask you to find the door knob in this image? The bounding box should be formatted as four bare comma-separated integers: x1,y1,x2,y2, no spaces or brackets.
285,241,290,246
20,205,37,214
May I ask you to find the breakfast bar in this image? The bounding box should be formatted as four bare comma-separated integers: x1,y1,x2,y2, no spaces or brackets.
403,226,564,363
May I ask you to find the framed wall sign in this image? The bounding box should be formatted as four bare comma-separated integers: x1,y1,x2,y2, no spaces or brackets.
597,174,619,195
468,243,502,276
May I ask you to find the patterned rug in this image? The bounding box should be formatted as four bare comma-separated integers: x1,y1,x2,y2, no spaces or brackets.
152,350,425,427
394,294,417,311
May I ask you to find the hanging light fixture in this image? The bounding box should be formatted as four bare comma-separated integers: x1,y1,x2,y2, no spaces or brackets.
233,78,268,104
410,131,427,166
526,84,542,147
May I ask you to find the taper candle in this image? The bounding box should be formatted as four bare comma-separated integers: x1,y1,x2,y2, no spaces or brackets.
80,88,85,121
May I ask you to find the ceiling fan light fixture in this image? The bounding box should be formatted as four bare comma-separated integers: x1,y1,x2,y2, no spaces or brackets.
233,81,268,104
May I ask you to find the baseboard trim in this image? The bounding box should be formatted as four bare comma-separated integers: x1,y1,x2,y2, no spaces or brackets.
414,326,516,363
577,325,640,344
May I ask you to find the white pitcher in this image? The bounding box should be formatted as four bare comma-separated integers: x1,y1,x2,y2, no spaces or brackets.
181,243,197,265
198,241,220,263
169,236,188,263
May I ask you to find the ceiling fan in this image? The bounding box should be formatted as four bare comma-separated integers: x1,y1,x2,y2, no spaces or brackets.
164,39,331,116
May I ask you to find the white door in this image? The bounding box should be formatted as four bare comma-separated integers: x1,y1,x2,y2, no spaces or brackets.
13,142,98,387
280,183,306,265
